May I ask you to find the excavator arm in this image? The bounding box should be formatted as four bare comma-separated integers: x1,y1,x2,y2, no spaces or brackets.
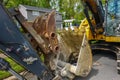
81,0,104,36
0,2,52,80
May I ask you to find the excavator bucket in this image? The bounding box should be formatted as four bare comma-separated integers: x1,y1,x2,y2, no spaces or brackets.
58,28,92,77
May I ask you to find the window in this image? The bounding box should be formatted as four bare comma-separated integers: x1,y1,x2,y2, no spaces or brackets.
32,11,39,16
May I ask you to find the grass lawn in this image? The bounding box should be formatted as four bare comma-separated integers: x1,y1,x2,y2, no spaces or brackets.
0,57,24,80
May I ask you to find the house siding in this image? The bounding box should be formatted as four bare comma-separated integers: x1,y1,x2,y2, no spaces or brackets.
27,10,38,21
19,5,62,28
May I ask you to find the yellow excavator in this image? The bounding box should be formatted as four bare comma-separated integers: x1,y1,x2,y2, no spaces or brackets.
80,0,120,74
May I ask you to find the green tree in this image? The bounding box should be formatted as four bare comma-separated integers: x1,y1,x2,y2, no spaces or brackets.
57,0,85,20
4,0,51,8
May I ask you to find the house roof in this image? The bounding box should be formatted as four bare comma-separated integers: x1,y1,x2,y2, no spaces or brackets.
19,4,62,14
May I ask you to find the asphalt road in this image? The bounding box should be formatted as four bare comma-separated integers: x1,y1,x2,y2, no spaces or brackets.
75,51,120,80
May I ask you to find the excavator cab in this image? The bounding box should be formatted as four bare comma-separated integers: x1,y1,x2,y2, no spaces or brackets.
106,0,120,36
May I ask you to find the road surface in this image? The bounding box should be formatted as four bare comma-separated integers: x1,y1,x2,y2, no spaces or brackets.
75,51,120,80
